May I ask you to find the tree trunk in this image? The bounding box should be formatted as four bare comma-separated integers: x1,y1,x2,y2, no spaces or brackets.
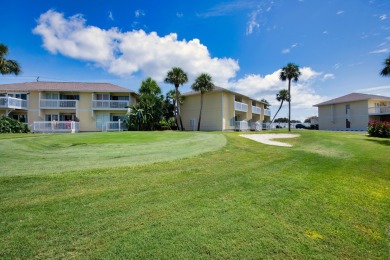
175,85,184,131
288,79,291,132
270,100,284,124
198,93,204,131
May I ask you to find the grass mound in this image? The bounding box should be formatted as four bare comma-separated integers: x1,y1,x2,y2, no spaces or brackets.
0,131,226,176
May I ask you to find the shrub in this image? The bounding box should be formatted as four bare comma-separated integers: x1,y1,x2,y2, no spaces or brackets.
0,116,30,133
368,120,390,138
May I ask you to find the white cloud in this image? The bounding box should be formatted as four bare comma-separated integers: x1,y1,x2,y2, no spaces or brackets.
226,67,327,111
336,10,344,15
176,12,183,18
355,85,390,96
369,48,389,54
246,9,260,35
281,43,298,54
323,30,328,34
33,10,239,84
322,73,335,81
379,14,387,20
135,10,145,18
108,11,114,21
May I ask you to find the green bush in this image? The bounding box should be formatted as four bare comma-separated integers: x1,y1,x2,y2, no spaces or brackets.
0,116,30,133
368,120,390,138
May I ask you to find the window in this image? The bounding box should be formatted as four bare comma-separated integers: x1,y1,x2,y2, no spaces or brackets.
345,104,350,115
45,93,59,100
45,114,59,121
96,94,110,100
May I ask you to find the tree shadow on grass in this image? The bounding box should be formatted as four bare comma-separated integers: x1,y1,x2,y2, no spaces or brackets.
365,138,390,146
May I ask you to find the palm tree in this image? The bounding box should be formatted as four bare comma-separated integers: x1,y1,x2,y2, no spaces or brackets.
164,67,188,130
191,73,215,131
280,63,301,132
0,43,21,75
270,89,290,124
380,55,390,77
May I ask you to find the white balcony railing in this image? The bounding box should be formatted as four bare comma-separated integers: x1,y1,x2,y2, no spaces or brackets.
368,105,390,115
40,99,77,109
264,109,271,117
103,120,127,132
249,121,262,131
32,121,80,133
235,121,249,131
234,101,248,112
252,106,261,114
92,100,129,110
0,97,28,109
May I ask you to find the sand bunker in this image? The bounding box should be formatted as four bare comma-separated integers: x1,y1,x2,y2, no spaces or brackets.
240,134,300,147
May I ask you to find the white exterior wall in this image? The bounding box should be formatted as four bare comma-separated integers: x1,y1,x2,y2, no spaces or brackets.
318,100,369,131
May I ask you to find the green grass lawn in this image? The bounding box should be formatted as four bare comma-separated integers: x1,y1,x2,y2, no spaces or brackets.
0,130,389,259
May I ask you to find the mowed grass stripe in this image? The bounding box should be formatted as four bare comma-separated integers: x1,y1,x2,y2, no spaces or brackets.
0,131,226,176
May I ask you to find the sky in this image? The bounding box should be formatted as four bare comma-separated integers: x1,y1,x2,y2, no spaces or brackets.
1,0,390,121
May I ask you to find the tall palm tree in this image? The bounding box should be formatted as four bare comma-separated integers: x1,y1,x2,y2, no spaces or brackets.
164,67,188,130
270,89,290,124
191,73,215,131
280,63,301,132
0,43,21,75
380,55,390,77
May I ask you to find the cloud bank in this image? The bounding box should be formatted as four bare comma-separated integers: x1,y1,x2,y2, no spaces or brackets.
33,10,239,84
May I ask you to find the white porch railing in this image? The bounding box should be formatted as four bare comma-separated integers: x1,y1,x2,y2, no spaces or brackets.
249,121,262,131
92,100,129,110
234,101,248,112
40,99,77,108
262,123,271,130
0,97,28,109
252,106,261,114
368,105,390,115
264,109,271,117
104,120,127,132
32,121,80,133
235,121,249,131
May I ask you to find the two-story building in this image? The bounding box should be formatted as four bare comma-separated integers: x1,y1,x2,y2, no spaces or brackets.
181,86,271,131
0,82,137,132
314,93,390,131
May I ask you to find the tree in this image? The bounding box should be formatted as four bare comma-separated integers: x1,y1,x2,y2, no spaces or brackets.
164,67,188,130
380,54,390,77
280,63,301,132
124,77,164,131
0,43,21,75
260,99,271,109
163,89,183,130
191,73,215,131
270,89,290,124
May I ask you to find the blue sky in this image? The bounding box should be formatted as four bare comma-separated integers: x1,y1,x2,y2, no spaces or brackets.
1,0,390,121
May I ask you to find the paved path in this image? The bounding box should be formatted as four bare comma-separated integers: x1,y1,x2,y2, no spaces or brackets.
240,134,300,147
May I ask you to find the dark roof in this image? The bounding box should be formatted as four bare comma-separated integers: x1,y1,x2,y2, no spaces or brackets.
0,82,135,93
314,93,390,107
182,86,266,104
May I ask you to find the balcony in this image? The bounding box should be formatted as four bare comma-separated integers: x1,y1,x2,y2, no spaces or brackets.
40,99,77,109
92,100,129,110
368,105,390,115
0,97,28,110
32,121,80,133
235,121,248,131
252,106,261,114
264,109,271,117
234,101,248,112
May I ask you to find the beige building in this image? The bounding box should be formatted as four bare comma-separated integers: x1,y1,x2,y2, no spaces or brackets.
314,93,390,131
0,82,137,132
181,86,271,131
